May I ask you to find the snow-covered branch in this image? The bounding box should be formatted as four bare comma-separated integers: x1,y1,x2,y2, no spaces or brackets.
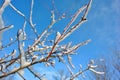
0,0,103,80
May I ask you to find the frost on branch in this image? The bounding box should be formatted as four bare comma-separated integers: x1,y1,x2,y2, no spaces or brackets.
89,68,104,74
0,0,13,49
88,60,104,75
0,0,102,80
54,31,61,43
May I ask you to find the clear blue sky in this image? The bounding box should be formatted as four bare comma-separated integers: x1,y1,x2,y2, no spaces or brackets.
0,0,119,79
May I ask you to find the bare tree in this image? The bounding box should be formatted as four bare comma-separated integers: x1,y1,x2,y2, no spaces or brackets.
89,46,120,80
0,0,103,80
52,70,69,80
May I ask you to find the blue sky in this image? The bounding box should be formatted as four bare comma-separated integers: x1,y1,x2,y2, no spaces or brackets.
0,0,120,79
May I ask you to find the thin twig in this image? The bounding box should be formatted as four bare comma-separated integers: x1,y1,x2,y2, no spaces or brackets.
9,3,25,17
46,1,91,61
70,67,89,80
